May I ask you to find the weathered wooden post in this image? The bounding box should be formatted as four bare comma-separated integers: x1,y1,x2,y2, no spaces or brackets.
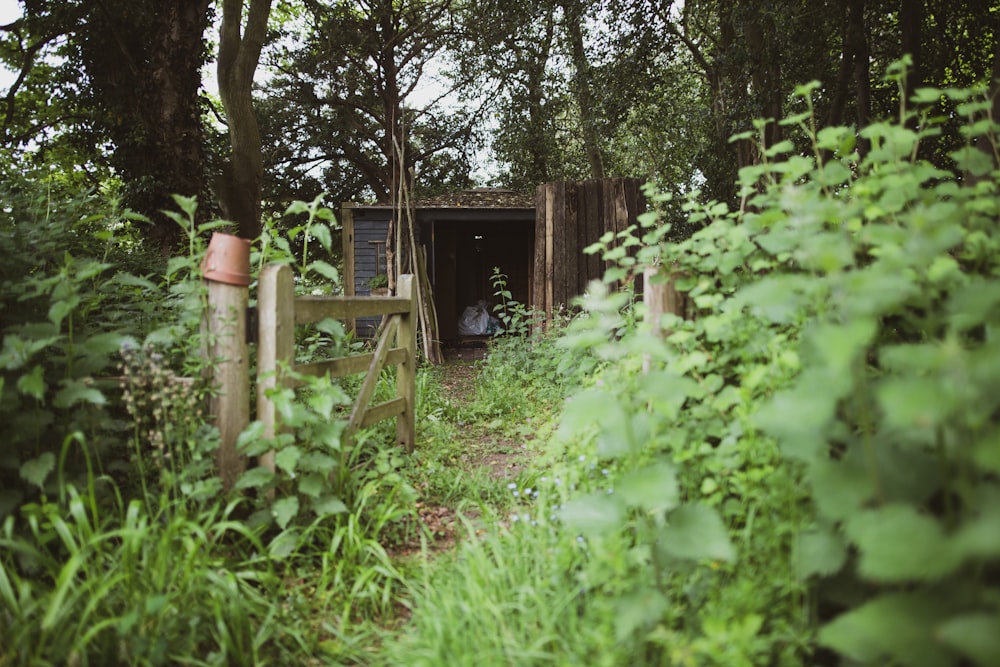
256,263,295,472
201,233,251,490
643,265,684,373
396,274,417,452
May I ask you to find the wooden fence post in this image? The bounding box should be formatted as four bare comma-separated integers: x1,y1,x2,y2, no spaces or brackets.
257,263,295,472
396,274,417,452
201,233,251,491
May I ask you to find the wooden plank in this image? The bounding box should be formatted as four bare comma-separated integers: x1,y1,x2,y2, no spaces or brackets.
564,181,579,306
347,314,400,434
584,180,602,286
602,179,616,276
544,183,555,319
532,184,547,317
551,181,567,310
257,263,295,474
204,278,250,492
342,205,356,296
396,275,417,452
360,397,406,429
290,348,407,385
294,296,410,324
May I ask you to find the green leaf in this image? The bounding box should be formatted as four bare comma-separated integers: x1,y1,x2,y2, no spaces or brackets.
16,365,46,400
617,461,679,515
274,446,302,476
559,389,632,458
272,496,300,530
819,592,955,667
48,295,80,328
110,273,158,291
845,504,960,582
659,503,735,562
52,380,106,409
311,494,348,516
315,317,346,337
638,371,696,422
614,588,668,641
234,466,275,491
753,373,838,460
804,319,877,372
268,528,301,559
166,255,191,278
954,506,1000,559
307,260,339,282
20,453,55,490
951,146,995,176
729,275,808,324
796,526,847,579
299,451,337,476
807,457,877,521
937,614,1000,666
297,472,326,499
0,334,60,370
236,421,267,455
877,377,955,431
309,224,333,253
559,492,625,536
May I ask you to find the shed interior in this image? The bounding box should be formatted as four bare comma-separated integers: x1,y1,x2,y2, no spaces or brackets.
425,217,534,341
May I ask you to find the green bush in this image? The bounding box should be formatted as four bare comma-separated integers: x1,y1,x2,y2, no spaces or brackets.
549,71,1000,665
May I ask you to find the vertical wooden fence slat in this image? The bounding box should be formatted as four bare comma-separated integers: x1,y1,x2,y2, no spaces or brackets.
544,183,555,319
341,203,357,334
204,278,250,491
396,274,417,452
256,263,295,473
533,184,547,318
564,182,579,310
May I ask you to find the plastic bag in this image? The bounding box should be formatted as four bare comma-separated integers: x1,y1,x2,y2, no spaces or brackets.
458,301,490,335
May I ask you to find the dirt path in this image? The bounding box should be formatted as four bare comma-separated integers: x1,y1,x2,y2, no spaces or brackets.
392,347,534,553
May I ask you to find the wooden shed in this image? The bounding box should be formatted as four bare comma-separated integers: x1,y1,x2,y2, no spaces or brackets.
341,178,646,341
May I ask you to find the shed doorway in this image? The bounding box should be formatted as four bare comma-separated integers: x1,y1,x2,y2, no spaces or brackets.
425,218,535,342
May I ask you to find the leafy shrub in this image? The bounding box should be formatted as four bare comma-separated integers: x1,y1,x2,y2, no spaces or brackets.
549,70,1000,665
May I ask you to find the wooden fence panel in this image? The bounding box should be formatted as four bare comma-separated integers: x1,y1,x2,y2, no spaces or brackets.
256,263,295,473
533,185,548,317
256,266,417,469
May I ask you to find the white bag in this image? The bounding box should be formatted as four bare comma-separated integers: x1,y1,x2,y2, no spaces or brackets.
457,301,490,335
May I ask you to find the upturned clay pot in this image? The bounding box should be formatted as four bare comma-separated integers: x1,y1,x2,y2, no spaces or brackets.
201,233,251,286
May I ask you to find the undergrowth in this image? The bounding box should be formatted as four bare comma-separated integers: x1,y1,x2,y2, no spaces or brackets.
377,67,1000,667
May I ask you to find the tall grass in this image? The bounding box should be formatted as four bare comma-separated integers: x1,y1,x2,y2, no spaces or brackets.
0,469,289,665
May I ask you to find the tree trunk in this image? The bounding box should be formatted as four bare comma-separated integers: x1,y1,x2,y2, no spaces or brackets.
82,0,212,253
900,0,923,111
560,0,605,180
847,0,872,156
217,0,272,240
524,10,557,185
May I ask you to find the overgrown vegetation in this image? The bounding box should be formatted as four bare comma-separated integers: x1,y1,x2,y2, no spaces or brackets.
3,68,1000,666
378,69,1000,666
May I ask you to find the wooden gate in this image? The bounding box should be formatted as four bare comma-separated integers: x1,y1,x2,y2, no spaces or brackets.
255,264,417,472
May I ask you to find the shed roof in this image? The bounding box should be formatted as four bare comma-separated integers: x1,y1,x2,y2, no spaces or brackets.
354,188,535,210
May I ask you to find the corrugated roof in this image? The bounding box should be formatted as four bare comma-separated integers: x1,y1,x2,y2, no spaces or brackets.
362,188,535,209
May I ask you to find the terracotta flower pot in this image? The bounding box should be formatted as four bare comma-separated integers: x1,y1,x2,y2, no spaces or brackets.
201,233,251,286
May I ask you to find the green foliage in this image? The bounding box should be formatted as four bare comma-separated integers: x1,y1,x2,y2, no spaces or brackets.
391,68,1000,667
545,73,1000,665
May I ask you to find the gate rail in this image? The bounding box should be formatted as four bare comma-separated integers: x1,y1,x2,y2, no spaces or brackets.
255,264,416,472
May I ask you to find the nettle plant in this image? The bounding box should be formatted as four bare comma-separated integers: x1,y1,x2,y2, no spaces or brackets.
554,69,1000,665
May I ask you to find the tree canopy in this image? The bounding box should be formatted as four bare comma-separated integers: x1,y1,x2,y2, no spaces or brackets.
2,0,999,244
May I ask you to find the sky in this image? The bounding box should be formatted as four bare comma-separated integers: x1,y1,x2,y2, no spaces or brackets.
0,1,22,90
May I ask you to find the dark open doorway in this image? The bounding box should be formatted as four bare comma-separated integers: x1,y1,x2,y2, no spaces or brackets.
425,218,534,341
